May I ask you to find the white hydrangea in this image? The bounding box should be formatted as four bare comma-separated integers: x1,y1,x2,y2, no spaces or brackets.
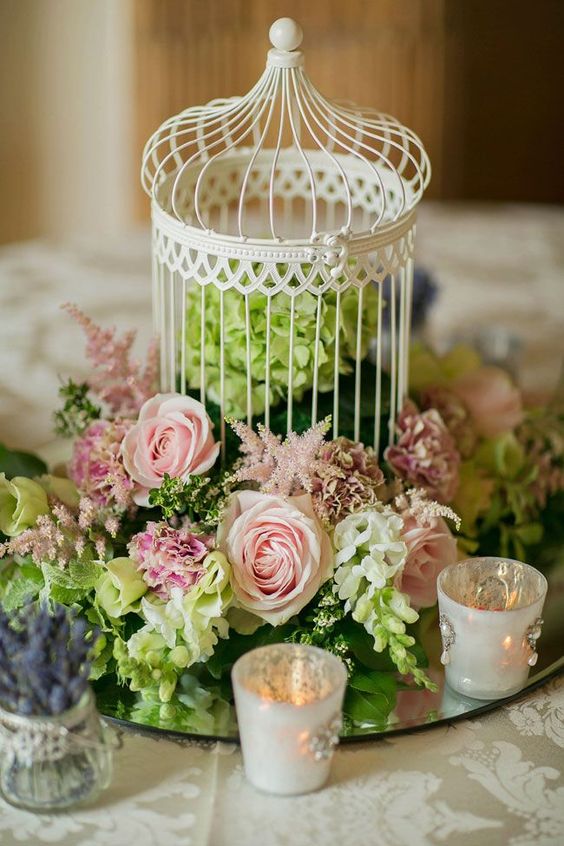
333,507,408,611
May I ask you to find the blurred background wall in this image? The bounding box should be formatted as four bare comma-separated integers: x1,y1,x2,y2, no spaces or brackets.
1,0,563,245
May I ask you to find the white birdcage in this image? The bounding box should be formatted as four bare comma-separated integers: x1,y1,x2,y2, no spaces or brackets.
141,17,430,457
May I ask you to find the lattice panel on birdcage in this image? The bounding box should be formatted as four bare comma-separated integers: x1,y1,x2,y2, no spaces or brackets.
152,227,415,456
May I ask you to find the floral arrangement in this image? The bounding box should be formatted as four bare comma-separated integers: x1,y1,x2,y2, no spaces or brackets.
0,304,562,733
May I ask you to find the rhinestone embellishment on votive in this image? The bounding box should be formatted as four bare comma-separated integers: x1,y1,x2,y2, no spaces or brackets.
525,617,543,667
439,614,455,665
308,716,342,761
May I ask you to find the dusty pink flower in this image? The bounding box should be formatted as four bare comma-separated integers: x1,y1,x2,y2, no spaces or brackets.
121,393,220,506
385,401,460,504
396,514,458,609
129,521,212,600
217,490,333,625
230,418,331,496
69,419,134,510
1,500,108,568
451,366,523,439
63,303,158,417
518,413,564,508
420,385,477,459
311,437,384,525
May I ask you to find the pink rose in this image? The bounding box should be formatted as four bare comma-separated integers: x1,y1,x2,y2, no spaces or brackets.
217,491,333,625
121,393,219,505
396,515,457,609
451,366,523,439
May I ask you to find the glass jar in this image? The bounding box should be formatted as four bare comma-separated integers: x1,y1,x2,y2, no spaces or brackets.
0,689,118,811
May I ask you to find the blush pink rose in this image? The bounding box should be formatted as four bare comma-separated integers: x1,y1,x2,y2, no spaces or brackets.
121,393,219,505
217,490,333,626
396,515,457,609
451,366,523,439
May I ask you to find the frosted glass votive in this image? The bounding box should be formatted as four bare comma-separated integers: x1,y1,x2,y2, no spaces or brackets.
232,644,347,795
437,557,547,700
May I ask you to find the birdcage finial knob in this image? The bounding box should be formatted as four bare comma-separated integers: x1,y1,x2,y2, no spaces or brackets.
269,18,303,52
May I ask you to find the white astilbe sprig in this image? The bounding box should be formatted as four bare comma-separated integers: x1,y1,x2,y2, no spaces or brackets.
394,488,461,531
229,417,331,497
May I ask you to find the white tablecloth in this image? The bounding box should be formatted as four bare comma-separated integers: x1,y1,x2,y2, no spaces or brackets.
0,202,563,845
0,678,562,846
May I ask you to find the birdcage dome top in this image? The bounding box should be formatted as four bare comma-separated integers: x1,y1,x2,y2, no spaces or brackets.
141,17,430,266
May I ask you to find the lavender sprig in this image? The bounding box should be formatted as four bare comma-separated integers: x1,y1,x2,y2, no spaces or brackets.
0,604,97,716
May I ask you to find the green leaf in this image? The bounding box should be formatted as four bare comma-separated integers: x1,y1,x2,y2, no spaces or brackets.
41,563,80,589
513,522,544,546
68,555,101,590
205,624,293,680
349,669,397,699
1,564,44,612
0,443,47,480
49,584,91,605
339,618,396,671
344,679,397,726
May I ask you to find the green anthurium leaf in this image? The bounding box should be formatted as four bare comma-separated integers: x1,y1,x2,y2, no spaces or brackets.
0,443,47,480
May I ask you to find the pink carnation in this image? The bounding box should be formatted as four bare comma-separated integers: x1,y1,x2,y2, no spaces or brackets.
129,521,212,600
385,402,461,504
69,419,134,510
396,514,458,609
420,385,477,459
311,437,384,525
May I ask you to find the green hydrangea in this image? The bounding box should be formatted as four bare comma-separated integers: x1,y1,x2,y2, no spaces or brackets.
185,275,379,418
115,551,232,703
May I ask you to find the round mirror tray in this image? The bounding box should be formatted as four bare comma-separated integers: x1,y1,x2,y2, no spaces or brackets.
95,557,564,745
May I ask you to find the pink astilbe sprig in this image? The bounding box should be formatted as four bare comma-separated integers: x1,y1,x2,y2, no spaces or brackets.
63,303,158,416
227,418,278,485
230,417,331,496
394,488,461,531
0,498,111,569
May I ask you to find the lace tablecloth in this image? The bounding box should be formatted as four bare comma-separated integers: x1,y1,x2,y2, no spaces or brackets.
1,202,563,845
0,678,562,846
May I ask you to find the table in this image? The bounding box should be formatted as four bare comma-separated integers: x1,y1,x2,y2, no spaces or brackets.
1,202,563,845
0,679,562,845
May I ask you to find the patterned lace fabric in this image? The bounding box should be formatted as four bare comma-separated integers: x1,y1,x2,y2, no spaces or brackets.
0,676,562,846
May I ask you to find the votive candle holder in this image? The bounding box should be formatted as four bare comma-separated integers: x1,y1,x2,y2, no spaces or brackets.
232,643,347,795
437,557,547,700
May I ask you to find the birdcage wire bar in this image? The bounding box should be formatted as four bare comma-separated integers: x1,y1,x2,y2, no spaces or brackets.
142,17,430,453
